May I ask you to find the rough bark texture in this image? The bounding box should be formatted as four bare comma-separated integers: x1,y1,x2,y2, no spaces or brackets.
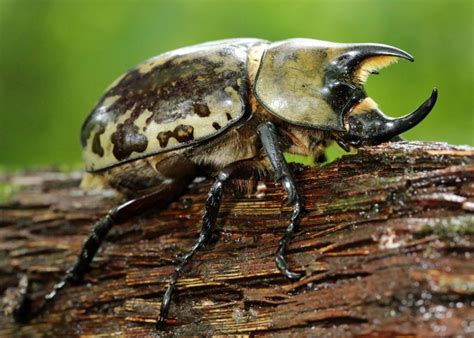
0,141,473,337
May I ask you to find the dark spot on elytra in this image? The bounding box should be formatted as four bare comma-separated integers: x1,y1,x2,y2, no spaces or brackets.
225,113,232,121
212,122,221,130
92,125,105,157
111,123,148,161
157,124,194,148
157,131,173,148
193,103,211,117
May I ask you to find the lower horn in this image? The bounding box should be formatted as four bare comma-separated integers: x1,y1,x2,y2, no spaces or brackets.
381,88,438,140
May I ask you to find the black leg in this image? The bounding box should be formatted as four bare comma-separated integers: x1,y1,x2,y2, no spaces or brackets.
156,160,261,329
17,178,190,322
257,122,304,281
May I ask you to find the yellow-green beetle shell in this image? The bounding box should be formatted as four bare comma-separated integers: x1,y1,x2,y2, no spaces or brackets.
254,39,346,132
81,39,267,172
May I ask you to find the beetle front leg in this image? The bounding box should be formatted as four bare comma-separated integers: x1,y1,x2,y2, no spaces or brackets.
257,121,304,281
15,178,190,323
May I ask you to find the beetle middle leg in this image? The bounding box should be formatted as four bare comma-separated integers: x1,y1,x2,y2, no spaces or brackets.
257,121,304,281
156,159,262,329
15,178,191,323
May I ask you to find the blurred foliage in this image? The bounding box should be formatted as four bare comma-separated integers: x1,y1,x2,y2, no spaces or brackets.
0,0,472,169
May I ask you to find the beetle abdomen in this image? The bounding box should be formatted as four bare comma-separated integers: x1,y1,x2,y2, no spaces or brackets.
81,38,267,172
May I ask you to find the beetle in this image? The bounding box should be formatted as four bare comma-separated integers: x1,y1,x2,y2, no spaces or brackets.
19,38,437,329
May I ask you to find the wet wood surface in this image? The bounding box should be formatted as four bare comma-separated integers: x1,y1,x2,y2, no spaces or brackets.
1,141,473,336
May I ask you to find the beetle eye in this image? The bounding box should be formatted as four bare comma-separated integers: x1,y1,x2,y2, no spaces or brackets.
327,81,363,115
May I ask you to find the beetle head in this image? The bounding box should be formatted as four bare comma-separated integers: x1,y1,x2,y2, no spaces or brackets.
254,39,437,147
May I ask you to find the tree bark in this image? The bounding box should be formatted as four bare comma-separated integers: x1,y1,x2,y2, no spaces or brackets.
1,141,473,336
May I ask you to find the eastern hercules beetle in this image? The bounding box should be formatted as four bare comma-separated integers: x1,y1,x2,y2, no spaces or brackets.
17,38,437,329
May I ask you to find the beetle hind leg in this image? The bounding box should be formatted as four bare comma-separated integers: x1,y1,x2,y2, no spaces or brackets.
14,178,191,323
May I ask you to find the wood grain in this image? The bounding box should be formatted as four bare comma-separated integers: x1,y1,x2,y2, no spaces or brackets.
1,141,473,336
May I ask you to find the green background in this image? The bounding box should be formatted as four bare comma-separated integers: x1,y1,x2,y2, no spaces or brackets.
0,0,472,169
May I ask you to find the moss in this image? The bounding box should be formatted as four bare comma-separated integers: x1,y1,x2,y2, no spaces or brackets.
417,216,474,240
439,276,474,294
325,194,375,212
0,181,20,204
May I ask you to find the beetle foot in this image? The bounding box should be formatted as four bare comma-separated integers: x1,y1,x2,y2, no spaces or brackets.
155,316,167,330
275,254,303,281
3,274,32,323
156,316,179,330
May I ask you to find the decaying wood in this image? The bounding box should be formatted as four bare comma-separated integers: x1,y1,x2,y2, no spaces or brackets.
0,141,473,336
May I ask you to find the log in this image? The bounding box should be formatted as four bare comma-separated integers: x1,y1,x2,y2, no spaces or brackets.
0,141,473,336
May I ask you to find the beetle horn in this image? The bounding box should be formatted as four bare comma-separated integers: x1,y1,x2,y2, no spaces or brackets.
344,88,438,147
333,43,415,71
380,88,438,140
331,43,415,84
345,43,415,63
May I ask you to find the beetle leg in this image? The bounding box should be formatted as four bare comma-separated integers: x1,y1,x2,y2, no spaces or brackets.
16,178,190,323
156,160,261,329
257,121,304,281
